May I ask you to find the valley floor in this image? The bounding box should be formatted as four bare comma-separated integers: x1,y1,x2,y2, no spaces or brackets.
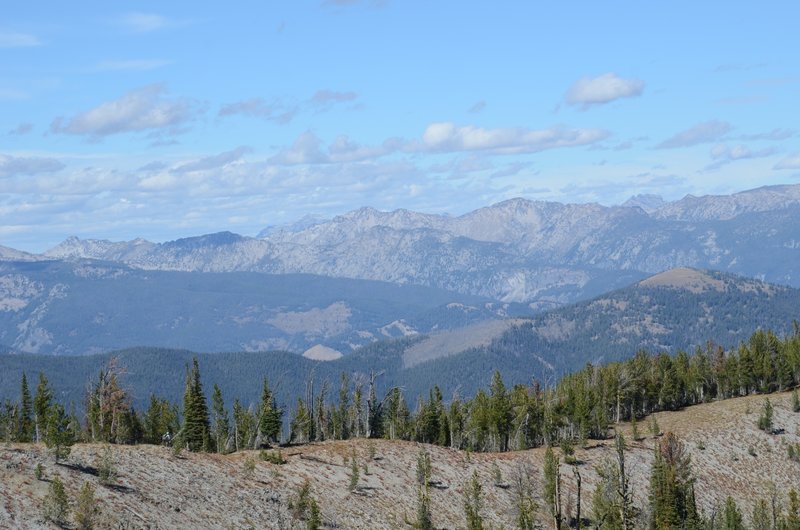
2,392,799,529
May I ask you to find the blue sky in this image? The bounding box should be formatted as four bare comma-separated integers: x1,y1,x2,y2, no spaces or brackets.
2,1,799,251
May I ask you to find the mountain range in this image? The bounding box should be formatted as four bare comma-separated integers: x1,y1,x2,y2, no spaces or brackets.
17,183,799,309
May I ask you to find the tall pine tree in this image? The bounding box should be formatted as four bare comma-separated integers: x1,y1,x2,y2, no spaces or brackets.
181,358,211,452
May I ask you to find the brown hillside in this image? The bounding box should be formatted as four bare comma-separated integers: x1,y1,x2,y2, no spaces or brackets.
2,392,799,529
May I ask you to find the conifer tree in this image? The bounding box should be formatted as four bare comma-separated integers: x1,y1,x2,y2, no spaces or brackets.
649,432,697,530
792,388,800,413
181,357,211,452
722,497,744,530
463,470,484,530
258,377,282,446
751,499,770,530
512,461,537,530
74,481,97,530
45,403,74,462
18,372,33,442
757,398,774,432
291,398,312,444
42,474,70,526
211,384,229,453
34,372,53,443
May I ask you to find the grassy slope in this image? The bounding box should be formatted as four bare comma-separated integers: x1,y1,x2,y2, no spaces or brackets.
2,392,799,529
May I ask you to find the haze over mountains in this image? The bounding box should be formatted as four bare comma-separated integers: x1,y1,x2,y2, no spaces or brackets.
2,183,800,363
25,183,800,308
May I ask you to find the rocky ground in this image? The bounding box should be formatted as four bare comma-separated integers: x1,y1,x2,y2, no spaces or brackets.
2,391,799,529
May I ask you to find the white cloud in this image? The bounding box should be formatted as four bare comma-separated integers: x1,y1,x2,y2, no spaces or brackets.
174,146,252,173
219,90,358,123
0,154,64,178
710,144,775,161
656,120,733,149
218,98,297,124
269,132,328,165
0,31,42,48
120,13,170,33
50,84,200,138
565,73,644,108
774,153,800,170
414,122,609,154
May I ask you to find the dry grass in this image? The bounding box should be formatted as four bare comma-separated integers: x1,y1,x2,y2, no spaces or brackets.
2,391,799,529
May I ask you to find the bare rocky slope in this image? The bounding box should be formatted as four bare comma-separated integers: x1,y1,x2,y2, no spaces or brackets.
2,392,799,529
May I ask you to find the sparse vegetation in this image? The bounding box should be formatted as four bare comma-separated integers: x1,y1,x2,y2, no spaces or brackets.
260,448,286,465
97,444,117,485
758,398,774,432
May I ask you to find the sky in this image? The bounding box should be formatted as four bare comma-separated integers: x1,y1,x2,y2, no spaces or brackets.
2,1,799,252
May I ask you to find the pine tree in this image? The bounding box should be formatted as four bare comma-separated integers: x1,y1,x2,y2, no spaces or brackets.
757,398,774,432
792,388,800,413
45,403,74,463
416,483,433,530
74,481,97,530
512,461,537,530
18,372,33,442
258,377,283,446
463,470,484,530
348,448,359,492
751,499,770,530
722,497,744,530
42,474,69,526
33,372,53,444
181,358,211,452
649,433,697,530
211,384,230,453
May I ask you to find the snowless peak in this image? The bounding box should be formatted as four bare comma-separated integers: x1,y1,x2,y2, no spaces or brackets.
622,194,665,213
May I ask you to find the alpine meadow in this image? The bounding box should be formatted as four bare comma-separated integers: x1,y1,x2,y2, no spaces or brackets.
2,2,800,529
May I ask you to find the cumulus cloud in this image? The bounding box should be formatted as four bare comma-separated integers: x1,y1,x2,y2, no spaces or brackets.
269,132,328,165
0,31,42,48
0,154,65,178
413,122,609,154
656,120,733,149
774,153,800,170
50,84,200,139
565,73,644,108
174,146,252,173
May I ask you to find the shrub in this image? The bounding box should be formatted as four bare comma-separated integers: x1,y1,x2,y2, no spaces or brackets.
259,449,286,465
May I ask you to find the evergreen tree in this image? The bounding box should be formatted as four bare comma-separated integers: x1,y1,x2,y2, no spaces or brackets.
463,470,484,530
649,432,697,530
45,403,74,463
722,497,744,530
258,377,283,446
785,488,800,529
290,398,312,444
511,461,537,530
757,398,774,432
211,384,230,453
751,499,770,530
42,474,70,526
143,395,178,445
33,372,53,444
416,483,433,530
181,358,211,452
18,372,33,442
74,481,97,530
792,388,800,413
